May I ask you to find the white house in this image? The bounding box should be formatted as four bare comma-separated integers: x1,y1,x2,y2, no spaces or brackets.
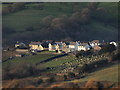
68,42,76,52
110,41,117,47
77,43,91,51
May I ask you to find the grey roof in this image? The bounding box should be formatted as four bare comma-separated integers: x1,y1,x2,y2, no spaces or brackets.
29,42,42,45
50,42,62,45
79,43,88,46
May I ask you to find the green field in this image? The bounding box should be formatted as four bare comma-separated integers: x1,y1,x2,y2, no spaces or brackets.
3,50,108,74
3,51,59,67
3,3,74,31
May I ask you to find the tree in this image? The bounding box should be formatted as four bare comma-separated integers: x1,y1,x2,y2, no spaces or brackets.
12,2,25,12
68,72,75,78
99,44,116,54
46,77,56,83
63,75,67,81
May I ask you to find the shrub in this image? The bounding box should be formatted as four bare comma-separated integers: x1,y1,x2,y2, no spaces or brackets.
2,63,40,80
68,72,75,79
75,50,93,58
99,44,116,54
46,77,56,83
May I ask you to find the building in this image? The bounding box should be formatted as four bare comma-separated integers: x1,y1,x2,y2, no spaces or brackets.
15,41,29,53
29,41,44,51
68,42,76,52
48,42,62,53
110,41,117,47
77,43,91,51
62,42,70,53
15,41,26,49
90,40,100,47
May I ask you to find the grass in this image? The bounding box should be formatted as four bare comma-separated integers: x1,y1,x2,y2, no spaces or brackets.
2,3,74,31
37,54,108,74
2,2,117,31
3,52,58,67
67,63,119,83
39,55,74,68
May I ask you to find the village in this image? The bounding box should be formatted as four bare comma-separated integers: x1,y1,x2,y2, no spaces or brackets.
13,40,117,57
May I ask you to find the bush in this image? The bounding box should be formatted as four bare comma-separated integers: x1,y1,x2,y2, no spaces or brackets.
75,50,93,58
68,72,75,79
32,79,43,87
3,63,40,80
99,44,116,54
77,59,108,73
46,77,56,83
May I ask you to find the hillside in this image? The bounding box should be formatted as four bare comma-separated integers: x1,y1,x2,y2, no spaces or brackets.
2,2,118,46
69,63,119,83
2,63,119,88
49,63,119,88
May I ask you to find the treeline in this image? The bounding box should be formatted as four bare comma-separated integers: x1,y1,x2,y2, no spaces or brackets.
2,2,118,46
24,2,117,41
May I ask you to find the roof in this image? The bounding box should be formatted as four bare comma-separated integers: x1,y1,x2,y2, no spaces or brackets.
79,43,88,46
63,42,70,45
50,42,62,45
29,42,42,45
55,42,62,45
42,40,53,43
91,40,99,43
69,42,76,45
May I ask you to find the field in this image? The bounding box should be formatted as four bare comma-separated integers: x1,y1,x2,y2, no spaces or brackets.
2,2,117,31
68,63,119,83
3,50,109,74
2,62,119,88
3,51,59,66
3,3,74,31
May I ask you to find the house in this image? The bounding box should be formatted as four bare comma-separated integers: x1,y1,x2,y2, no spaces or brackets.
48,42,62,53
48,43,56,51
42,40,54,50
62,42,70,53
15,41,27,49
29,41,44,51
109,41,117,47
68,42,76,52
90,40,100,47
77,43,91,51
15,41,29,53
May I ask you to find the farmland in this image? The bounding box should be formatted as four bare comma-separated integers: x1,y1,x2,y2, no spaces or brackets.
2,50,112,74
2,58,119,88
2,47,120,88
2,51,60,66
